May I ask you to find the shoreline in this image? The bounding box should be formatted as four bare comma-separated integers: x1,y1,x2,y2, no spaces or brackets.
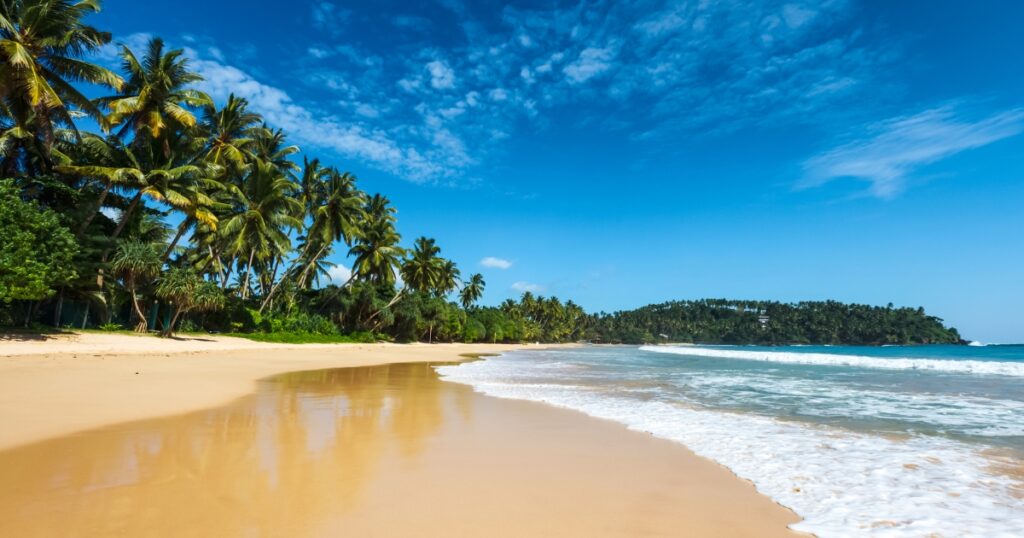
0,341,803,536
0,331,565,450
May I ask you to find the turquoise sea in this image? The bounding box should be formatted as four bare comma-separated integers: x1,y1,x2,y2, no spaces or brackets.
437,344,1024,537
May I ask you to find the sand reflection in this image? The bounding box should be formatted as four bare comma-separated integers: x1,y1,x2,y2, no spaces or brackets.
0,362,460,537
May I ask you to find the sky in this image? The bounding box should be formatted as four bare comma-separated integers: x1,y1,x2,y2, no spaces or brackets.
94,0,1024,342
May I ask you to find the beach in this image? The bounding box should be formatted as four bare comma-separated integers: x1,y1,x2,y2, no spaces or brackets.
0,333,801,536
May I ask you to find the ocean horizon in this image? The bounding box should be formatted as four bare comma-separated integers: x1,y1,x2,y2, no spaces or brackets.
438,344,1024,537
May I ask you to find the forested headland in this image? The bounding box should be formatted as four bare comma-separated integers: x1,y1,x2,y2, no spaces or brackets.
586,300,963,345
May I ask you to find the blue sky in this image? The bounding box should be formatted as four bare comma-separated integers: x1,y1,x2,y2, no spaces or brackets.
96,0,1024,342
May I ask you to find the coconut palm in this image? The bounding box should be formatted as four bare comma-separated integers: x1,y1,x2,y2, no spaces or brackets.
349,195,403,285
99,37,210,150
200,93,260,173
109,239,161,331
401,237,443,293
0,0,123,161
459,273,485,309
218,159,302,299
436,259,460,296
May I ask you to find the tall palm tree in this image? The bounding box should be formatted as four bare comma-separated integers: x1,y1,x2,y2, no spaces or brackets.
436,259,460,297
218,159,302,299
349,195,402,285
200,93,260,173
0,0,123,167
293,167,365,288
400,236,443,293
99,37,210,151
459,273,485,309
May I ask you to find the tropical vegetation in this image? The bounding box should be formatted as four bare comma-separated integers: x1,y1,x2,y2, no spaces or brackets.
0,0,585,342
586,300,962,345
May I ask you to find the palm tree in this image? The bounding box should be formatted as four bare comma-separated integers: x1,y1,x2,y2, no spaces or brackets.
109,239,161,331
218,159,302,299
349,195,403,285
293,167,365,289
200,93,260,173
0,0,123,169
459,273,485,309
99,37,210,151
401,237,443,293
56,136,212,245
436,259,460,296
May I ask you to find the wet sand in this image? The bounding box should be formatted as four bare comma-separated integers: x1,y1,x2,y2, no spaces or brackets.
0,361,802,537
0,333,547,450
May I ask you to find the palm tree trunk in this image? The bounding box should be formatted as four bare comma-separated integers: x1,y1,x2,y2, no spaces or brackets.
161,219,189,262
368,287,406,331
161,307,184,337
259,243,329,314
76,180,112,238
97,191,145,288
109,191,144,244
315,272,357,314
240,249,255,300
127,279,148,333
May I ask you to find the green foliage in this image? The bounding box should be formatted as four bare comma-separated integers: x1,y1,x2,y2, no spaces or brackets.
249,308,337,335
588,299,962,345
154,268,225,336
0,180,78,302
98,322,123,331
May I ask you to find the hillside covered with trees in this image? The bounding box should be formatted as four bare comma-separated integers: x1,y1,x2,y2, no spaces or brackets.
586,300,963,345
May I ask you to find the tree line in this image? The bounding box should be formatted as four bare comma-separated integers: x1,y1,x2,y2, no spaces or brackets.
0,0,593,343
585,299,963,345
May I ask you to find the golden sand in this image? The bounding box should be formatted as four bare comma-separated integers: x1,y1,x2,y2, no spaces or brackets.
0,334,802,536
0,361,800,537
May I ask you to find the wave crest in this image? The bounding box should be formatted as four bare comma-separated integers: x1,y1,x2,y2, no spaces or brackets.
639,345,1024,377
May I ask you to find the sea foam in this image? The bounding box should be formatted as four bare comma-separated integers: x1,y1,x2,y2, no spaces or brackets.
640,345,1024,377
437,353,1024,538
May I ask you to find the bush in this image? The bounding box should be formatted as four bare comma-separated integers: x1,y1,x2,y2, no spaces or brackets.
99,322,123,331
0,180,78,303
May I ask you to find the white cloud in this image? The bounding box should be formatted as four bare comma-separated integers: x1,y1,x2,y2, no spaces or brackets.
511,281,544,293
563,46,617,84
480,257,512,269
326,264,352,286
801,105,1024,198
426,60,456,89
185,51,461,182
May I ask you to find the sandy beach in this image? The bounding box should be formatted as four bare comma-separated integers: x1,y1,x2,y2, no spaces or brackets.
0,333,802,536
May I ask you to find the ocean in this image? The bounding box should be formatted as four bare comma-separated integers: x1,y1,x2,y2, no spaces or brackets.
436,344,1024,537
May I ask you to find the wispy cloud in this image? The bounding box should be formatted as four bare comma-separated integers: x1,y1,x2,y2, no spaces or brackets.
801,104,1024,198
563,45,617,84
511,281,544,293
104,0,896,185
480,256,512,269
182,48,462,182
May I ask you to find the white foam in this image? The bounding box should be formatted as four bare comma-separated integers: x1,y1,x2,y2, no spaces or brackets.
673,373,1024,437
640,345,1024,377
438,354,1024,538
